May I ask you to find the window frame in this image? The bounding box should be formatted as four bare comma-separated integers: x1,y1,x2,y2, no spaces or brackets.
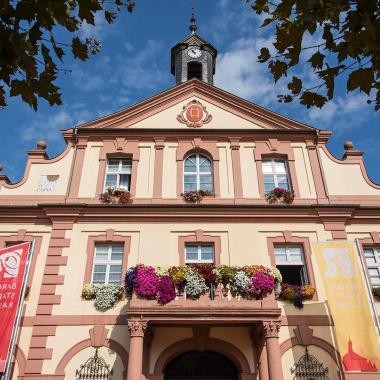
103,157,132,192
178,230,221,266
363,246,380,287
91,244,124,285
274,245,309,286
84,231,130,285
267,233,317,300
185,243,215,264
183,153,214,193
262,158,292,194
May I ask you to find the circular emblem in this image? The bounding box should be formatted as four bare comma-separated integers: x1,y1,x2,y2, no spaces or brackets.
186,104,204,123
177,100,212,128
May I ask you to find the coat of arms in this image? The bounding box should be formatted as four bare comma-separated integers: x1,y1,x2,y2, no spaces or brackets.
177,100,212,128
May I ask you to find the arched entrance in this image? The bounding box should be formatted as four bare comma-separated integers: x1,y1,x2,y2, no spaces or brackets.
164,351,238,380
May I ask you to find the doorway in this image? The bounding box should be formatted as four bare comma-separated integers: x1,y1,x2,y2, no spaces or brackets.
165,351,238,380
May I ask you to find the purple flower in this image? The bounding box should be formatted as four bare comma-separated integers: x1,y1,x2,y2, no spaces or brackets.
157,275,176,305
134,265,160,299
125,266,137,294
249,272,275,296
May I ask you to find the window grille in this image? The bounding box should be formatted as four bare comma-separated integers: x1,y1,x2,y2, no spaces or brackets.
291,347,328,380
76,348,112,380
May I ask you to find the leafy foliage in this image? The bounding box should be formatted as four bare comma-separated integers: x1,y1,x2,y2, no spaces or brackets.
0,0,135,109
249,0,380,110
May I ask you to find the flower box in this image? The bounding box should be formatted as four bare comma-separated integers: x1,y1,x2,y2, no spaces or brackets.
100,187,133,204
265,187,294,204
181,190,213,203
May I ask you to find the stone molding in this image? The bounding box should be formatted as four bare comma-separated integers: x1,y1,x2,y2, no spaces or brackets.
128,320,148,337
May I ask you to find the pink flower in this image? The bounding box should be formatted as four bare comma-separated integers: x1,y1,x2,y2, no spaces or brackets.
135,265,159,299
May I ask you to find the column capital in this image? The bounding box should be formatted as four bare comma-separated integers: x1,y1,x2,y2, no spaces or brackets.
128,320,148,337
262,321,281,338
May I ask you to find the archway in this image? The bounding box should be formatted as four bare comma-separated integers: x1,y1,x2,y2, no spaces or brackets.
164,351,238,380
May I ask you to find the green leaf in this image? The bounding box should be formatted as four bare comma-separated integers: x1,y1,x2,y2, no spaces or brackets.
287,76,302,95
268,60,288,82
50,35,64,61
10,79,37,110
300,91,327,109
308,51,325,70
105,10,116,23
78,0,102,24
72,36,89,60
274,0,294,19
258,47,271,63
347,68,374,95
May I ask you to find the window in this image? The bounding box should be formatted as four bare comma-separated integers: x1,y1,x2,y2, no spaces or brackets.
262,159,290,194
184,154,213,192
274,245,308,285
364,247,380,286
187,62,202,80
104,158,131,191
185,244,214,264
91,245,123,284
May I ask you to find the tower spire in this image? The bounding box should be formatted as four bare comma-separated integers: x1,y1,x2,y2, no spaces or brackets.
189,8,197,34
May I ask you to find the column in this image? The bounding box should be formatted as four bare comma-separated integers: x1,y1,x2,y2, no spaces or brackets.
229,138,243,198
262,321,284,380
153,138,165,199
251,326,269,380
127,320,148,380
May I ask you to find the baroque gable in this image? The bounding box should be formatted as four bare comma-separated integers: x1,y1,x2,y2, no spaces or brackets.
77,79,317,131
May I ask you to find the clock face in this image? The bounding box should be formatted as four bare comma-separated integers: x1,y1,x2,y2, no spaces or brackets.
187,48,202,58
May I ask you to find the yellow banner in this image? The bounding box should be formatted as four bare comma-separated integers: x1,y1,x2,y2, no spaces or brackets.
313,241,380,371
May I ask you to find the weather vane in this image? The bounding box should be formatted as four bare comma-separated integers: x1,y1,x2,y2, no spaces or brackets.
189,8,197,34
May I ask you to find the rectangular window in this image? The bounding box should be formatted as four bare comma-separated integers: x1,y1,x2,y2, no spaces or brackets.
364,247,380,286
262,159,290,194
274,245,308,286
185,244,214,264
91,245,123,284
104,158,131,191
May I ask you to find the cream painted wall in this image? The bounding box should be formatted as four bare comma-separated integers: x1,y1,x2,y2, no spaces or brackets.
0,149,74,196
54,224,140,315
53,222,335,315
291,143,316,198
10,327,32,380
319,148,380,195
281,344,340,380
217,143,234,198
149,327,193,373
136,143,155,198
162,142,178,198
128,97,263,130
78,142,102,197
240,143,259,198
61,345,124,379
210,327,255,373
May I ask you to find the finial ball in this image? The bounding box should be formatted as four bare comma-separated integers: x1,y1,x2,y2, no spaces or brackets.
344,140,354,150
36,140,47,150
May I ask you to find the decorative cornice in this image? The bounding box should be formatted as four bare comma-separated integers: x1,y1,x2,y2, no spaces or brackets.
262,321,281,338
127,320,148,337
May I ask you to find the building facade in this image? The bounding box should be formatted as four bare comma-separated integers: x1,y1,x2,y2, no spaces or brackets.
1,23,380,380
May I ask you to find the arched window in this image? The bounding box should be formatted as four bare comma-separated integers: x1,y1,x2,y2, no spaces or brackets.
187,62,202,80
184,154,213,193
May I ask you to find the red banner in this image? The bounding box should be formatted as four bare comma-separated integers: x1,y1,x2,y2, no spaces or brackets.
0,242,31,373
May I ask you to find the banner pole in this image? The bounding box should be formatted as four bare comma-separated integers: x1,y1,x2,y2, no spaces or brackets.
355,238,380,335
1,240,35,380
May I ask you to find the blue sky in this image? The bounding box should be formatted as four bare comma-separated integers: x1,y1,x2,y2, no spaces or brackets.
1,0,379,183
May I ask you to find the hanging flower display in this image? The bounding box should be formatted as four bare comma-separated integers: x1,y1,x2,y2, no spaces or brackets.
134,265,160,299
157,275,176,304
265,187,294,204
279,283,316,308
184,268,208,299
181,190,213,203
124,264,315,307
81,283,124,312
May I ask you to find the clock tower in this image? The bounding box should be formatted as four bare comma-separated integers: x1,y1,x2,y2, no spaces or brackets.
171,11,217,85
